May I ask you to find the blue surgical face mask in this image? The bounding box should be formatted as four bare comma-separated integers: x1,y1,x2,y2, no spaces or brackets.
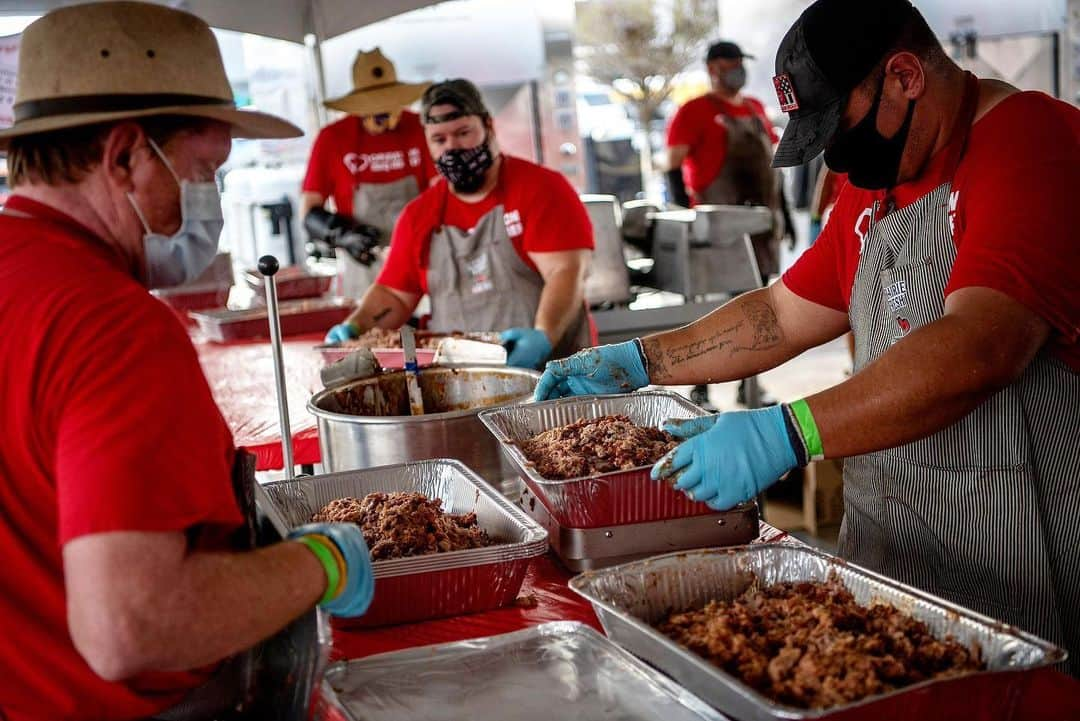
127,138,223,288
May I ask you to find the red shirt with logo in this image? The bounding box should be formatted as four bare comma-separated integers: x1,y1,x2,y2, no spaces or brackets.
782,90,1080,371
666,94,779,196
377,155,594,296
0,196,243,721
301,110,436,217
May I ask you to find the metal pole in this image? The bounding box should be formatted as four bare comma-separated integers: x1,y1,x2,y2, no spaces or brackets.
259,255,296,479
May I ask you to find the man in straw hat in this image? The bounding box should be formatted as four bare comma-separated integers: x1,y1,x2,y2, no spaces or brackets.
0,4,375,719
302,48,435,307
324,78,595,369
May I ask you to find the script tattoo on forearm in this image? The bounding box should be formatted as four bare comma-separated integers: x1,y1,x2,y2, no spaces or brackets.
735,300,784,352
642,337,668,380
666,322,744,365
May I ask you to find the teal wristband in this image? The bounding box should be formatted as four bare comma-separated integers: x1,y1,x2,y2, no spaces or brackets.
789,398,824,461
296,535,343,605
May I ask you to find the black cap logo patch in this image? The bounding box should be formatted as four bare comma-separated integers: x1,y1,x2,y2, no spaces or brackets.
773,74,800,112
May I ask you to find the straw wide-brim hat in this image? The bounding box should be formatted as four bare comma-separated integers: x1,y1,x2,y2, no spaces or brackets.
0,1,300,150
324,48,430,116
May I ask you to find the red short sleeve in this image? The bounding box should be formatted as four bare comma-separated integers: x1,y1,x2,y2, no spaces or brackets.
56,295,241,543
666,101,702,148
946,94,1080,348
376,199,425,296
781,211,849,312
519,169,594,254
301,127,334,197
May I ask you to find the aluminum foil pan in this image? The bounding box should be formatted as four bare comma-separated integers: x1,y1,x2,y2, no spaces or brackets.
570,545,1067,721
191,297,352,342
322,622,728,721
479,390,714,527
257,459,547,626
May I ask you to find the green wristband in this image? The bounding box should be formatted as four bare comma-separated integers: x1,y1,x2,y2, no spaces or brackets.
296,535,342,605
790,398,825,461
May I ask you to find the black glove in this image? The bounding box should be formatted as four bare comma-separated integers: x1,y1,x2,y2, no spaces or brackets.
665,168,691,209
304,208,381,266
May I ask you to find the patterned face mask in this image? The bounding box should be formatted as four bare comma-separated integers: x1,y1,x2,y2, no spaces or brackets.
435,136,494,193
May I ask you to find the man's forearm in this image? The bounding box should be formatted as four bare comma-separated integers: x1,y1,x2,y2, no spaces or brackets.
806,314,1039,459
344,284,413,332
641,287,800,385
534,266,586,346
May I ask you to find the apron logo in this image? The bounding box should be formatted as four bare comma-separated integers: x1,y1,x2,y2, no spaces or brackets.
466,253,494,295
503,209,524,238
890,315,913,345
884,279,907,313
408,147,421,167
344,151,406,174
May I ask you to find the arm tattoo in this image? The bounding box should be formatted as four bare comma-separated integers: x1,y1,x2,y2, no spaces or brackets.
371,307,392,323
736,300,784,351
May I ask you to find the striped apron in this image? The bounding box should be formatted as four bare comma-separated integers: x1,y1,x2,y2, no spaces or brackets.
839,78,1080,674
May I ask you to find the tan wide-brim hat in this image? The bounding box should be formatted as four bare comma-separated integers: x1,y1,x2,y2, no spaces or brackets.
0,1,301,150
324,48,430,117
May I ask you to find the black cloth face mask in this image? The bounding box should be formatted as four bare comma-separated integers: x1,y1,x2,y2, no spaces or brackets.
436,136,494,193
824,75,916,190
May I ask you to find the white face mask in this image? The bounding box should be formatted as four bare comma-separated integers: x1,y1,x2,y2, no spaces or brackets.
127,138,223,289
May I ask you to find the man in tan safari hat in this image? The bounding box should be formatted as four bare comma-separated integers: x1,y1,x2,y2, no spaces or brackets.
301,48,435,307
0,3,376,720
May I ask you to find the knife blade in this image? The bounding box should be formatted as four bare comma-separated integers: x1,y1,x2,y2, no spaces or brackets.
400,326,425,416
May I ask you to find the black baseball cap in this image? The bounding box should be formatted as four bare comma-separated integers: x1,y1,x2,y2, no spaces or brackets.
706,41,754,62
771,0,918,167
421,78,489,124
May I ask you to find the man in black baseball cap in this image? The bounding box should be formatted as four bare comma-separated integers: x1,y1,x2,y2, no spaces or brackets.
329,76,596,371
534,0,1080,674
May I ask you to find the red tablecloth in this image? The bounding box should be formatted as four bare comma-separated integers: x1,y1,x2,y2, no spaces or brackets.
194,331,326,470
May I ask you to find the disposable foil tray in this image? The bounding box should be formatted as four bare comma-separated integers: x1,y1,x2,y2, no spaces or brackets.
570,545,1067,721
191,297,352,342
321,622,729,721
479,390,713,527
316,331,501,365
257,459,548,627
244,266,333,301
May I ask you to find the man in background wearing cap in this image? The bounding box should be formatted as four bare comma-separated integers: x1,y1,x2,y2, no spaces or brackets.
326,78,594,369
0,4,375,720
302,48,436,306
537,0,1079,671
665,40,787,409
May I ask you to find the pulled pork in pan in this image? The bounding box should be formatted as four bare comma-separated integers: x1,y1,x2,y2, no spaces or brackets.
658,577,984,709
520,414,678,480
312,492,493,560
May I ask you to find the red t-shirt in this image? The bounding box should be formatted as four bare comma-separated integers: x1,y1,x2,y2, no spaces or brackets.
377,155,595,297
0,196,243,721
301,110,436,217
783,90,1080,371
666,94,779,195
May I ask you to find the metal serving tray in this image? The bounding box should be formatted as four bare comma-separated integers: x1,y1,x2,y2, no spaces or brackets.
257,459,547,626
570,545,1068,721
479,390,714,527
191,297,352,342
321,622,729,721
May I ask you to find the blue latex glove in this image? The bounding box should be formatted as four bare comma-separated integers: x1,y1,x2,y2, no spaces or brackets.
325,321,360,344
534,340,649,401
289,522,374,618
808,218,822,246
651,406,797,510
500,328,552,370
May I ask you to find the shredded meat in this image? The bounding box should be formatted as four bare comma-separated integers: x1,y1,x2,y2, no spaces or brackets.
311,492,493,560
657,576,984,710
338,328,489,349
520,415,678,480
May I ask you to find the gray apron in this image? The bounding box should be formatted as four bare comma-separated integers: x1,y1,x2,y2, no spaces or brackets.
839,76,1080,674
337,175,420,299
697,105,783,278
426,174,590,360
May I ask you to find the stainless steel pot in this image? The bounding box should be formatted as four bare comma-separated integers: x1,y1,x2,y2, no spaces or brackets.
308,365,539,483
